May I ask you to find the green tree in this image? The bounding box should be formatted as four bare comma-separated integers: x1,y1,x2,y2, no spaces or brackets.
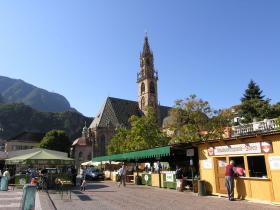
241,80,265,102
168,95,233,143
277,116,280,130
239,80,272,123
271,102,280,118
107,128,129,155
107,107,168,154
39,130,71,153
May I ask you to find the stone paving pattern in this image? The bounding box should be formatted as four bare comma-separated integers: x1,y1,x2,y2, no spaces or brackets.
0,189,22,209
47,181,280,210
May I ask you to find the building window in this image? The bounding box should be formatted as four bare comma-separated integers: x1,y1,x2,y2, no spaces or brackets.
87,153,91,160
141,82,145,94
150,81,155,94
229,156,246,176
247,155,267,178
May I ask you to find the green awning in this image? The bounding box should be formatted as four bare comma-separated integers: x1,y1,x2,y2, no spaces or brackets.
93,146,171,162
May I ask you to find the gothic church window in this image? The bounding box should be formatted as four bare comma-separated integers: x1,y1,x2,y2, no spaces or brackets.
87,153,91,160
141,82,145,94
150,81,155,94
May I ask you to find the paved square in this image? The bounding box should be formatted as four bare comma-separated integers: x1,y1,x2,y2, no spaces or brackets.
47,181,280,210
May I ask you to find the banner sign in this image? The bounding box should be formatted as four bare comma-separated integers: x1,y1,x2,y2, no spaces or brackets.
269,156,280,170
203,159,212,169
166,172,175,182
208,141,273,156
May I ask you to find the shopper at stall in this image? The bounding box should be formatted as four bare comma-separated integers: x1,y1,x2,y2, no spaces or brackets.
175,165,184,192
225,160,237,201
80,178,86,191
118,163,127,187
235,165,245,177
3,169,10,180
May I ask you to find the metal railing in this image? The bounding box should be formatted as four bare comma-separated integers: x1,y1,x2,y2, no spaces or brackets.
231,118,279,137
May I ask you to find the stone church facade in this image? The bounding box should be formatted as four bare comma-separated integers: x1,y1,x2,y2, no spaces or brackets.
74,35,170,159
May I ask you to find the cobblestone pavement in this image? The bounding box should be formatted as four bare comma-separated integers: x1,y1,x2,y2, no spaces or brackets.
47,181,280,210
0,189,22,209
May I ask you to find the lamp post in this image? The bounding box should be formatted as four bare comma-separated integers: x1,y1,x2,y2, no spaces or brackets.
88,128,95,160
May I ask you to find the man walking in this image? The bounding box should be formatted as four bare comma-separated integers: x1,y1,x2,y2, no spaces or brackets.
118,163,126,187
225,160,236,201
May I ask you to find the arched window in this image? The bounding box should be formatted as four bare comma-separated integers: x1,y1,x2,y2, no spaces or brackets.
150,81,155,93
141,82,145,94
141,97,145,109
87,153,91,160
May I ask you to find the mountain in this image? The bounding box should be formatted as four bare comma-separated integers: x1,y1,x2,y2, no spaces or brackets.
0,76,73,113
0,103,92,141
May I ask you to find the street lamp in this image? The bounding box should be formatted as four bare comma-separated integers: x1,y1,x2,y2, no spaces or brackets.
88,128,95,160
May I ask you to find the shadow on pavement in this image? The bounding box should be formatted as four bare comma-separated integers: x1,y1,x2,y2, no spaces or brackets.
72,191,93,201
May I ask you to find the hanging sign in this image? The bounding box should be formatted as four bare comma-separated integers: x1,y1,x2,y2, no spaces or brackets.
186,149,194,157
207,141,272,156
269,156,280,170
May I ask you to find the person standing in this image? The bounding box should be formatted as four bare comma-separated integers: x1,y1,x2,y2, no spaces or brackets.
3,169,10,180
118,163,126,187
225,160,236,201
80,178,86,191
71,166,77,186
175,165,184,192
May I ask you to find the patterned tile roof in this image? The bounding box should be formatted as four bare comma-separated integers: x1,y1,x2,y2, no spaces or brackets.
89,97,171,129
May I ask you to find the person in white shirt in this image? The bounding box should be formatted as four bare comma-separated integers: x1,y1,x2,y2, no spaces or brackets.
118,164,126,187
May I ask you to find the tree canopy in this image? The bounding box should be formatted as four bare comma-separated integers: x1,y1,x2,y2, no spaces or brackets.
241,80,265,102
239,80,277,123
167,95,233,143
39,130,71,153
107,107,168,155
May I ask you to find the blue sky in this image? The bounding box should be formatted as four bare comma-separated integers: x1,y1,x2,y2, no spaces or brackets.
0,1,280,117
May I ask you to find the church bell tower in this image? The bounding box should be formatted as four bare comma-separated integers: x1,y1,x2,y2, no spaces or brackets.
137,34,158,114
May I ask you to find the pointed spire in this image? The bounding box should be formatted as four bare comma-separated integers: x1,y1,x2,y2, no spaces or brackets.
142,32,152,57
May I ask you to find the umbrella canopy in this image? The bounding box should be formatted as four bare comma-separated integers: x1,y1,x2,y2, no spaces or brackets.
5,149,74,165
81,161,100,166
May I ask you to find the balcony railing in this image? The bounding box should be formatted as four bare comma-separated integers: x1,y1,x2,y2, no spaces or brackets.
231,118,279,137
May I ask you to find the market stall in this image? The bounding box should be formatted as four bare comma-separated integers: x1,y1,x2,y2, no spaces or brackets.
5,149,74,188
197,131,280,204
92,144,199,190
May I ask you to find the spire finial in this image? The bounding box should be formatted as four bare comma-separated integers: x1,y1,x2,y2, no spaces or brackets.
142,32,151,56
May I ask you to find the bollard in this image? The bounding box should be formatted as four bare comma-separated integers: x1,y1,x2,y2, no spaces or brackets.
0,176,9,191
198,180,207,196
20,184,37,210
